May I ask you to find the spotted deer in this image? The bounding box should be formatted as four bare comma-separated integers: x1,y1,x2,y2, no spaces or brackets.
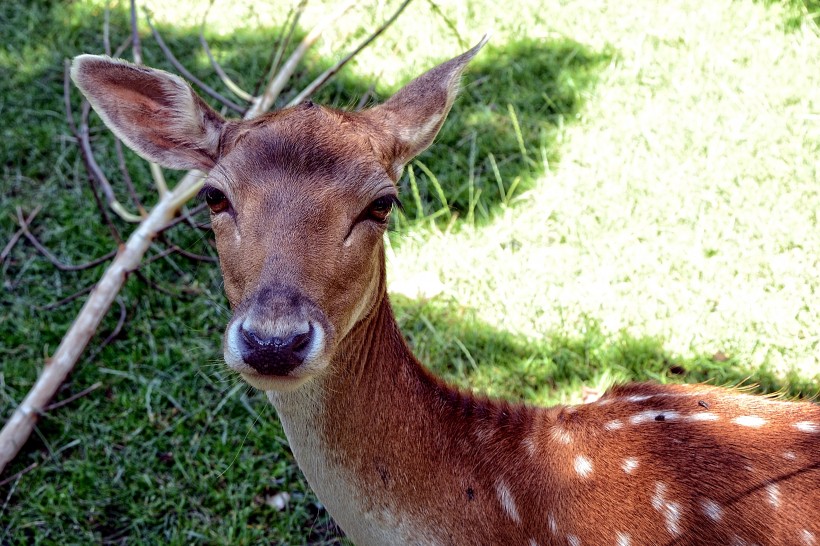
71,39,819,546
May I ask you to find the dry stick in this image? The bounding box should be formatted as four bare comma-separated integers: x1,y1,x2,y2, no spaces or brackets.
287,0,413,107
130,0,142,65
264,0,308,91
0,462,37,488
146,13,245,114
16,208,117,272
1,206,41,263
36,284,96,312
64,62,143,223
83,298,127,364
44,383,103,413
199,32,253,102
253,0,356,115
114,139,148,217
0,0,406,476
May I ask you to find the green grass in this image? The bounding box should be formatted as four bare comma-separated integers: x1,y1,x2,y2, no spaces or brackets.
2,0,819,543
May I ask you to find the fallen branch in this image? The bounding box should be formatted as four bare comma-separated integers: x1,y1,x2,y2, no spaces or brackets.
44,382,103,413
1,206,40,263
16,207,118,272
146,13,246,114
287,0,413,107
0,0,411,477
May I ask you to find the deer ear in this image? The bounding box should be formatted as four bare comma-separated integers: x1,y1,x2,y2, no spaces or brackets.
365,36,488,178
70,55,225,171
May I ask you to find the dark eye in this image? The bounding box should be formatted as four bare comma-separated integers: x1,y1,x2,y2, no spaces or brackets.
204,187,229,213
367,196,396,223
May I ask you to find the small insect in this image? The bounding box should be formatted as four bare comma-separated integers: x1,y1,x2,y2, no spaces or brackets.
698,400,710,409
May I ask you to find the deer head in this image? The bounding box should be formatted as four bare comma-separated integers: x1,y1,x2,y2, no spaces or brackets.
71,39,487,392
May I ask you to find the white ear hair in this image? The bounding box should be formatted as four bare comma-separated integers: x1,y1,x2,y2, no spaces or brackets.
71,54,225,171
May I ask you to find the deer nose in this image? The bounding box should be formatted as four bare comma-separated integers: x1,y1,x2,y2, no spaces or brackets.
239,323,313,376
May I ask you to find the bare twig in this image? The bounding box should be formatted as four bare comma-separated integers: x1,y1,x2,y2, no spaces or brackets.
16,208,117,272
252,0,356,115
146,13,245,114
0,462,38,488
82,100,144,223
161,239,218,263
130,0,142,64
114,138,147,217
133,269,191,299
1,206,41,263
261,0,308,97
64,61,143,223
36,284,96,311
288,0,413,107
83,297,127,363
159,202,210,232
103,6,111,55
199,32,253,102
43,382,103,413
0,0,412,476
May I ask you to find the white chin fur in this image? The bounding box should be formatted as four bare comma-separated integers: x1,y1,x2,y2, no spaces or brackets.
223,317,330,391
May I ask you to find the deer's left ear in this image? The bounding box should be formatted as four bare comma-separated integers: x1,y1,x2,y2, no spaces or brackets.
71,55,225,172
364,36,488,178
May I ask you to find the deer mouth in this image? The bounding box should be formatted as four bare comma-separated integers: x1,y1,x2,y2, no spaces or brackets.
222,287,332,391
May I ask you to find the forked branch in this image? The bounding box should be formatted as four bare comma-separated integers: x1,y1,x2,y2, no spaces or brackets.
0,0,413,475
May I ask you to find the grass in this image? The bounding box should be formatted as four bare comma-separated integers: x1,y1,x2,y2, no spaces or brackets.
1,0,819,543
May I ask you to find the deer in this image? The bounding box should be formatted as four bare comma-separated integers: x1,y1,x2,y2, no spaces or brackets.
70,38,819,546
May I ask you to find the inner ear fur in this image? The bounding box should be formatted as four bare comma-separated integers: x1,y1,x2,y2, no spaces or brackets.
70,55,225,172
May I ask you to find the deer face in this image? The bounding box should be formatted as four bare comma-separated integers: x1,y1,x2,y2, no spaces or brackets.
204,107,398,390
70,38,486,391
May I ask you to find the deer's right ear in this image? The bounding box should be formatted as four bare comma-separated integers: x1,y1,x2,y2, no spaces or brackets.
70,55,225,171
363,36,488,179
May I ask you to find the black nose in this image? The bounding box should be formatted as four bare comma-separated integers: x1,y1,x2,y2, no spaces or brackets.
240,324,313,376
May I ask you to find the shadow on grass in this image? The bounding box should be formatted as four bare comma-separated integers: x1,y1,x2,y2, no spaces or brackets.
393,294,819,405
398,38,612,223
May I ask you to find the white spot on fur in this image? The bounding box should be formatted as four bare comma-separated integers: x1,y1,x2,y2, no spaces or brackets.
604,419,624,431
495,480,521,524
574,455,593,478
528,540,539,546
733,415,766,428
622,458,639,474
549,513,558,535
801,529,816,545
795,421,818,433
652,482,667,511
665,501,682,536
701,499,722,521
567,534,581,546
784,451,797,461
730,536,749,546
523,435,538,457
551,427,572,445
652,482,681,536
629,410,680,425
626,394,651,402
687,412,719,422
616,532,631,546
766,483,781,508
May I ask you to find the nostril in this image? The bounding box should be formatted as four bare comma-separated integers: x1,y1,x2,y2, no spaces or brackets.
238,323,314,376
290,328,312,354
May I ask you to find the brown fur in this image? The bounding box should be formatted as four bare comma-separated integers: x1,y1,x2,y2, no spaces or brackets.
72,40,819,545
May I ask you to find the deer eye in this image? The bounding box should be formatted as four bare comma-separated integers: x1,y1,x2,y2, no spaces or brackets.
204,187,229,213
366,196,397,224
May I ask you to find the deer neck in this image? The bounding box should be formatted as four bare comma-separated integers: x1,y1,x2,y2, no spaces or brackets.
266,281,544,545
